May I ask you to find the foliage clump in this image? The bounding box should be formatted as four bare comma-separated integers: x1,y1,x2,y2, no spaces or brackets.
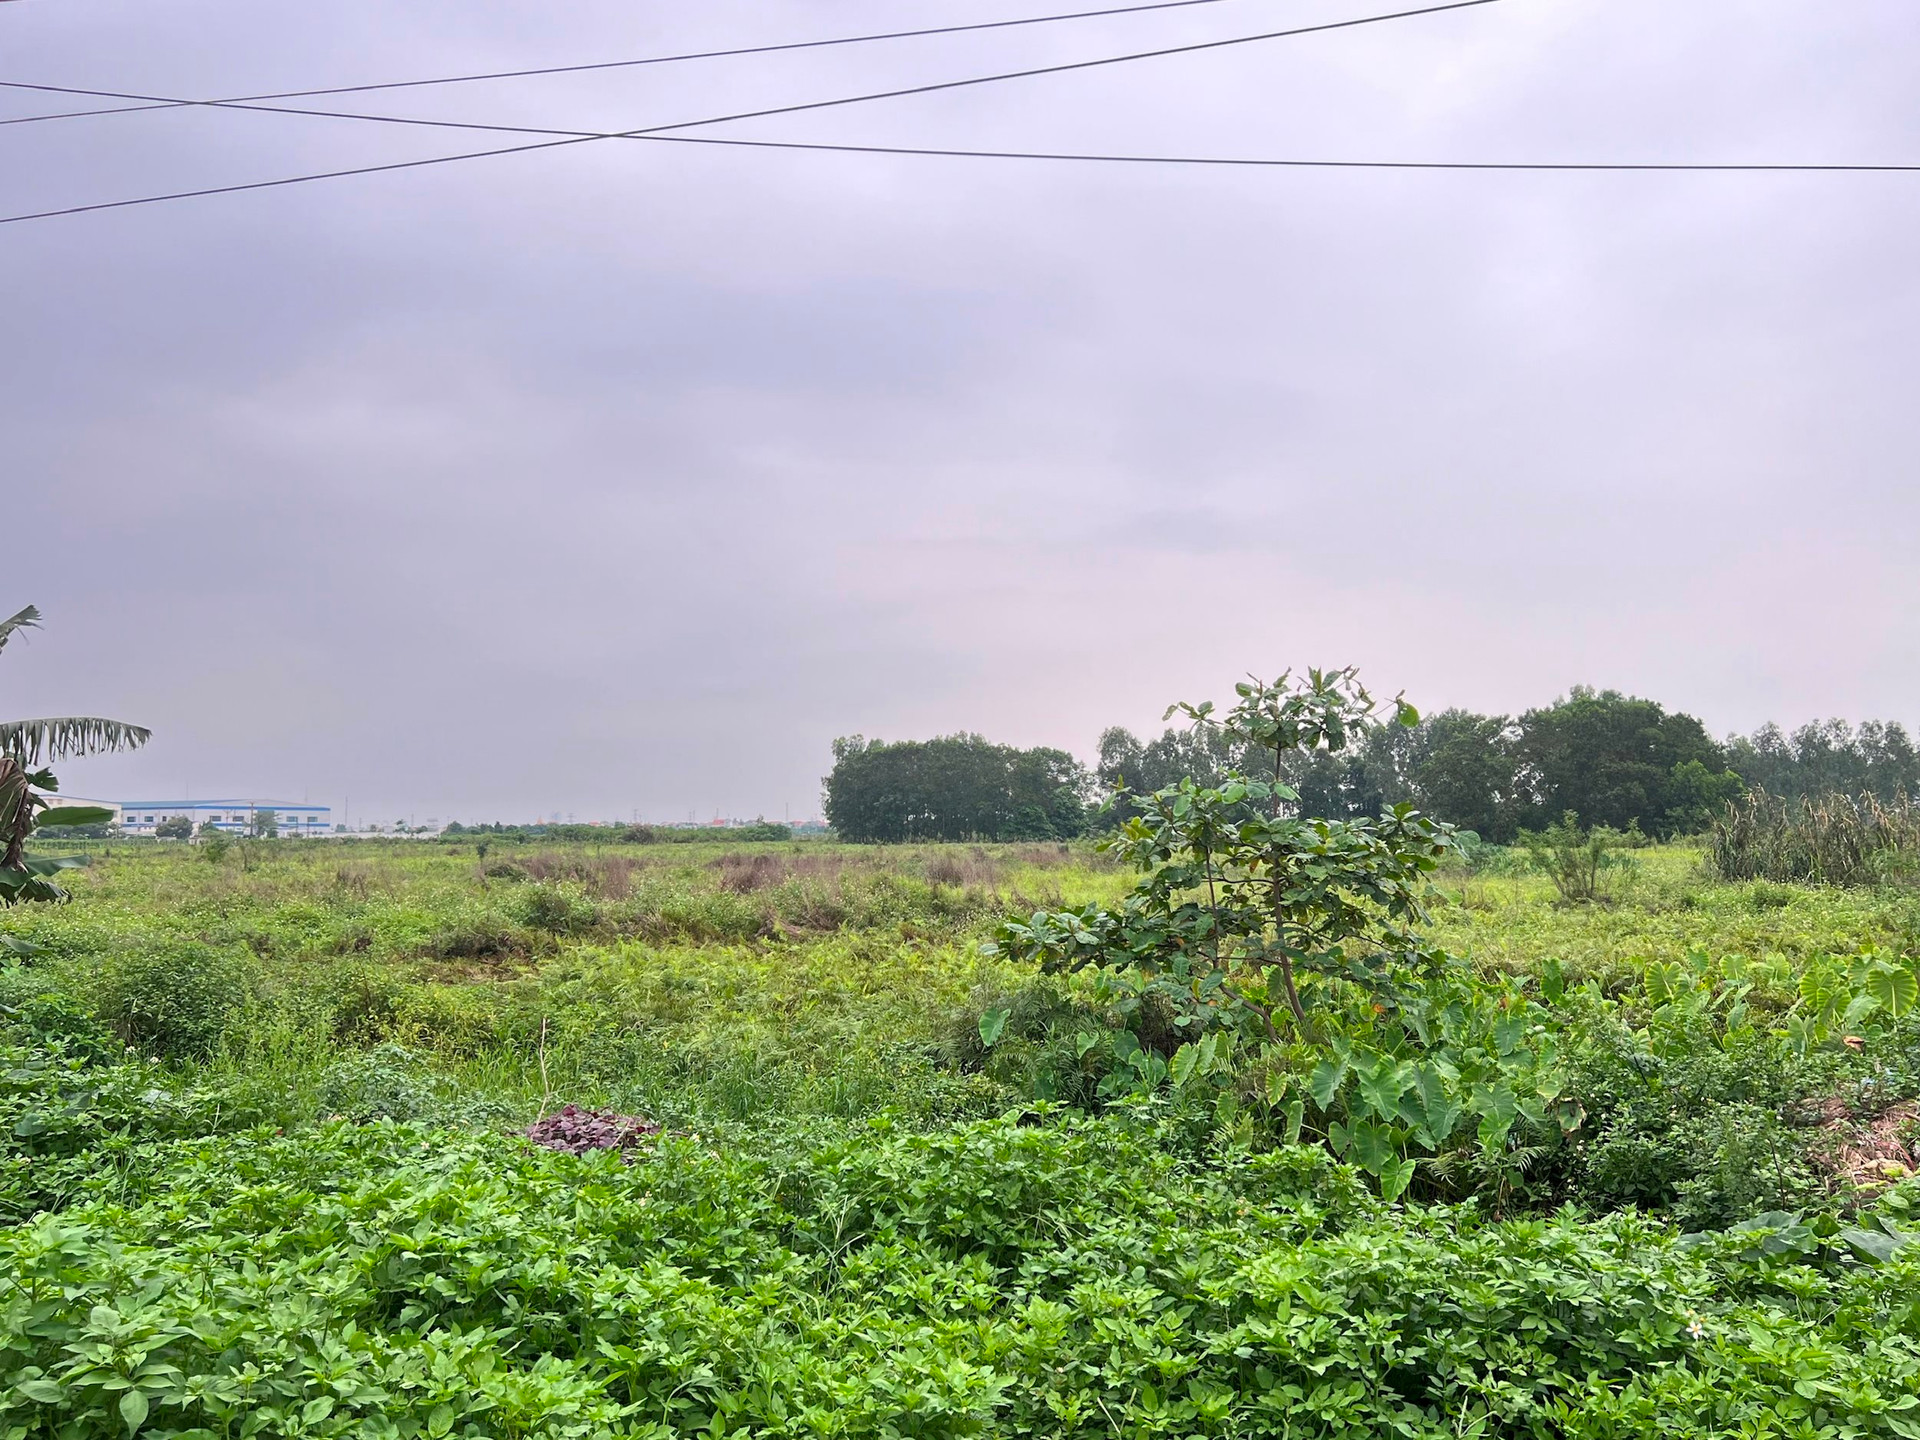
1713,789,1920,886
825,733,1092,841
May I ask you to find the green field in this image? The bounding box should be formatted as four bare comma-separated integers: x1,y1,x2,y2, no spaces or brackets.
1,837,1918,1438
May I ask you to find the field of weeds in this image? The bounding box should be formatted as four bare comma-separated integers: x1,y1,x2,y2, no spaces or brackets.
1,835,1919,1437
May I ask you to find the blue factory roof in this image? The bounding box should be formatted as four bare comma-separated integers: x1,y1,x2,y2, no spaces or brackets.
120,800,330,811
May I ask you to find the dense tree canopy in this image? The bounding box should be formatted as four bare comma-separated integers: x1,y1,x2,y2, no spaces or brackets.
1510,687,1739,836
1724,719,1920,803
824,733,1092,842
1097,687,1746,842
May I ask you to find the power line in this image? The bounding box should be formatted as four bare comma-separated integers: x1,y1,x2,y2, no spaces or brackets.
17,62,1919,178
0,0,1501,224
0,0,1273,127
650,133,1920,172
5,0,1491,136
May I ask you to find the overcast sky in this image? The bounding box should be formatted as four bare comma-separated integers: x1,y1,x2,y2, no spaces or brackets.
6,0,1919,824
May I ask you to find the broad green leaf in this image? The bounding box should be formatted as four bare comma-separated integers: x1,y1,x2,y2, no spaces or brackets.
1492,1013,1526,1055
977,1008,1009,1049
1472,1081,1517,1126
1348,1120,1396,1176
1800,967,1843,1015
1540,957,1566,1005
1839,993,1879,1033
1477,1111,1515,1154
15,1378,63,1404
120,1390,148,1436
35,805,113,828
1841,1227,1905,1265
1645,962,1688,1005
1308,1056,1349,1109
0,934,40,957
1355,1060,1409,1120
1865,963,1919,1020
1170,1044,1200,1087
1283,1097,1304,1145
1379,1155,1416,1202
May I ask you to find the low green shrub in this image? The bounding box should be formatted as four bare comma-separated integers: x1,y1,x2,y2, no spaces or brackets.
91,941,254,1059
316,1044,512,1127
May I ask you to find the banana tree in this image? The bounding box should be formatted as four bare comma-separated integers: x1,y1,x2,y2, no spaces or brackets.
0,605,151,911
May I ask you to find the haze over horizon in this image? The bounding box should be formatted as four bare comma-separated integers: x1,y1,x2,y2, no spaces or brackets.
11,0,1920,823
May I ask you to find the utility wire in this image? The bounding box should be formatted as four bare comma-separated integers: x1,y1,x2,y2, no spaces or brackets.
651,133,1920,171
0,0,1501,224
0,0,1273,127
18,65,1920,176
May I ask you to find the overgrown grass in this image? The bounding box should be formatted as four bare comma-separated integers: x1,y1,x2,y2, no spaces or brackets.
4,837,1920,1436
1712,789,1920,885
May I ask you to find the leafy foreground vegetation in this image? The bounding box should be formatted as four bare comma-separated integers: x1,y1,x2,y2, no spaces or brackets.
3,830,1920,1438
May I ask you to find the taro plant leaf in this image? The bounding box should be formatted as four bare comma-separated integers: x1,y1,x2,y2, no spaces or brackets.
1839,992,1880,1034
1645,962,1688,1005
1308,1055,1350,1109
1840,1227,1907,1266
1379,1155,1417,1203
1265,1068,1291,1109
977,1008,1010,1049
1474,1082,1518,1152
1865,963,1919,1021
1492,1012,1527,1055
1347,1119,1396,1176
1170,1043,1200,1087
1355,1058,1409,1121
1283,1097,1305,1145
1800,967,1845,1019
1409,1064,1462,1147
0,933,40,957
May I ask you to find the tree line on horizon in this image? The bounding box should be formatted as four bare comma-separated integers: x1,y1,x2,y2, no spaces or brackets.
823,686,1920,845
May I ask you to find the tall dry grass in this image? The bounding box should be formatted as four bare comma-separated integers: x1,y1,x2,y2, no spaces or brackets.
1710,790,1920,886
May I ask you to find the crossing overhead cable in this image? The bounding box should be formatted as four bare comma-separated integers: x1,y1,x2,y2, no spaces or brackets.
0,0,1506,224
0,0,1279,127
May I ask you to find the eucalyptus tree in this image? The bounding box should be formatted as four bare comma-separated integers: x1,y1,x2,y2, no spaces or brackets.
0,605,150,908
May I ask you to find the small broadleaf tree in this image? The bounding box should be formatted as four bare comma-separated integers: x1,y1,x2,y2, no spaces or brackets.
990,669,1456,1041
0,605,150,909
988,671,1588,1201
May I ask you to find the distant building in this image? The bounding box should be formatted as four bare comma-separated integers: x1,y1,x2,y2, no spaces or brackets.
118,800,331,836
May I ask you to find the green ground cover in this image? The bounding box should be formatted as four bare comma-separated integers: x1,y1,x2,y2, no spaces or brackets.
1,837,1918,1438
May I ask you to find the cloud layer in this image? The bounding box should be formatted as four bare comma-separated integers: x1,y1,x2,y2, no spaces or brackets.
9,0,1919,821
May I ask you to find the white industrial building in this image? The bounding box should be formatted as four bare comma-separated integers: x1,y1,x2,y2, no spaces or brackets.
118,800,332,835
